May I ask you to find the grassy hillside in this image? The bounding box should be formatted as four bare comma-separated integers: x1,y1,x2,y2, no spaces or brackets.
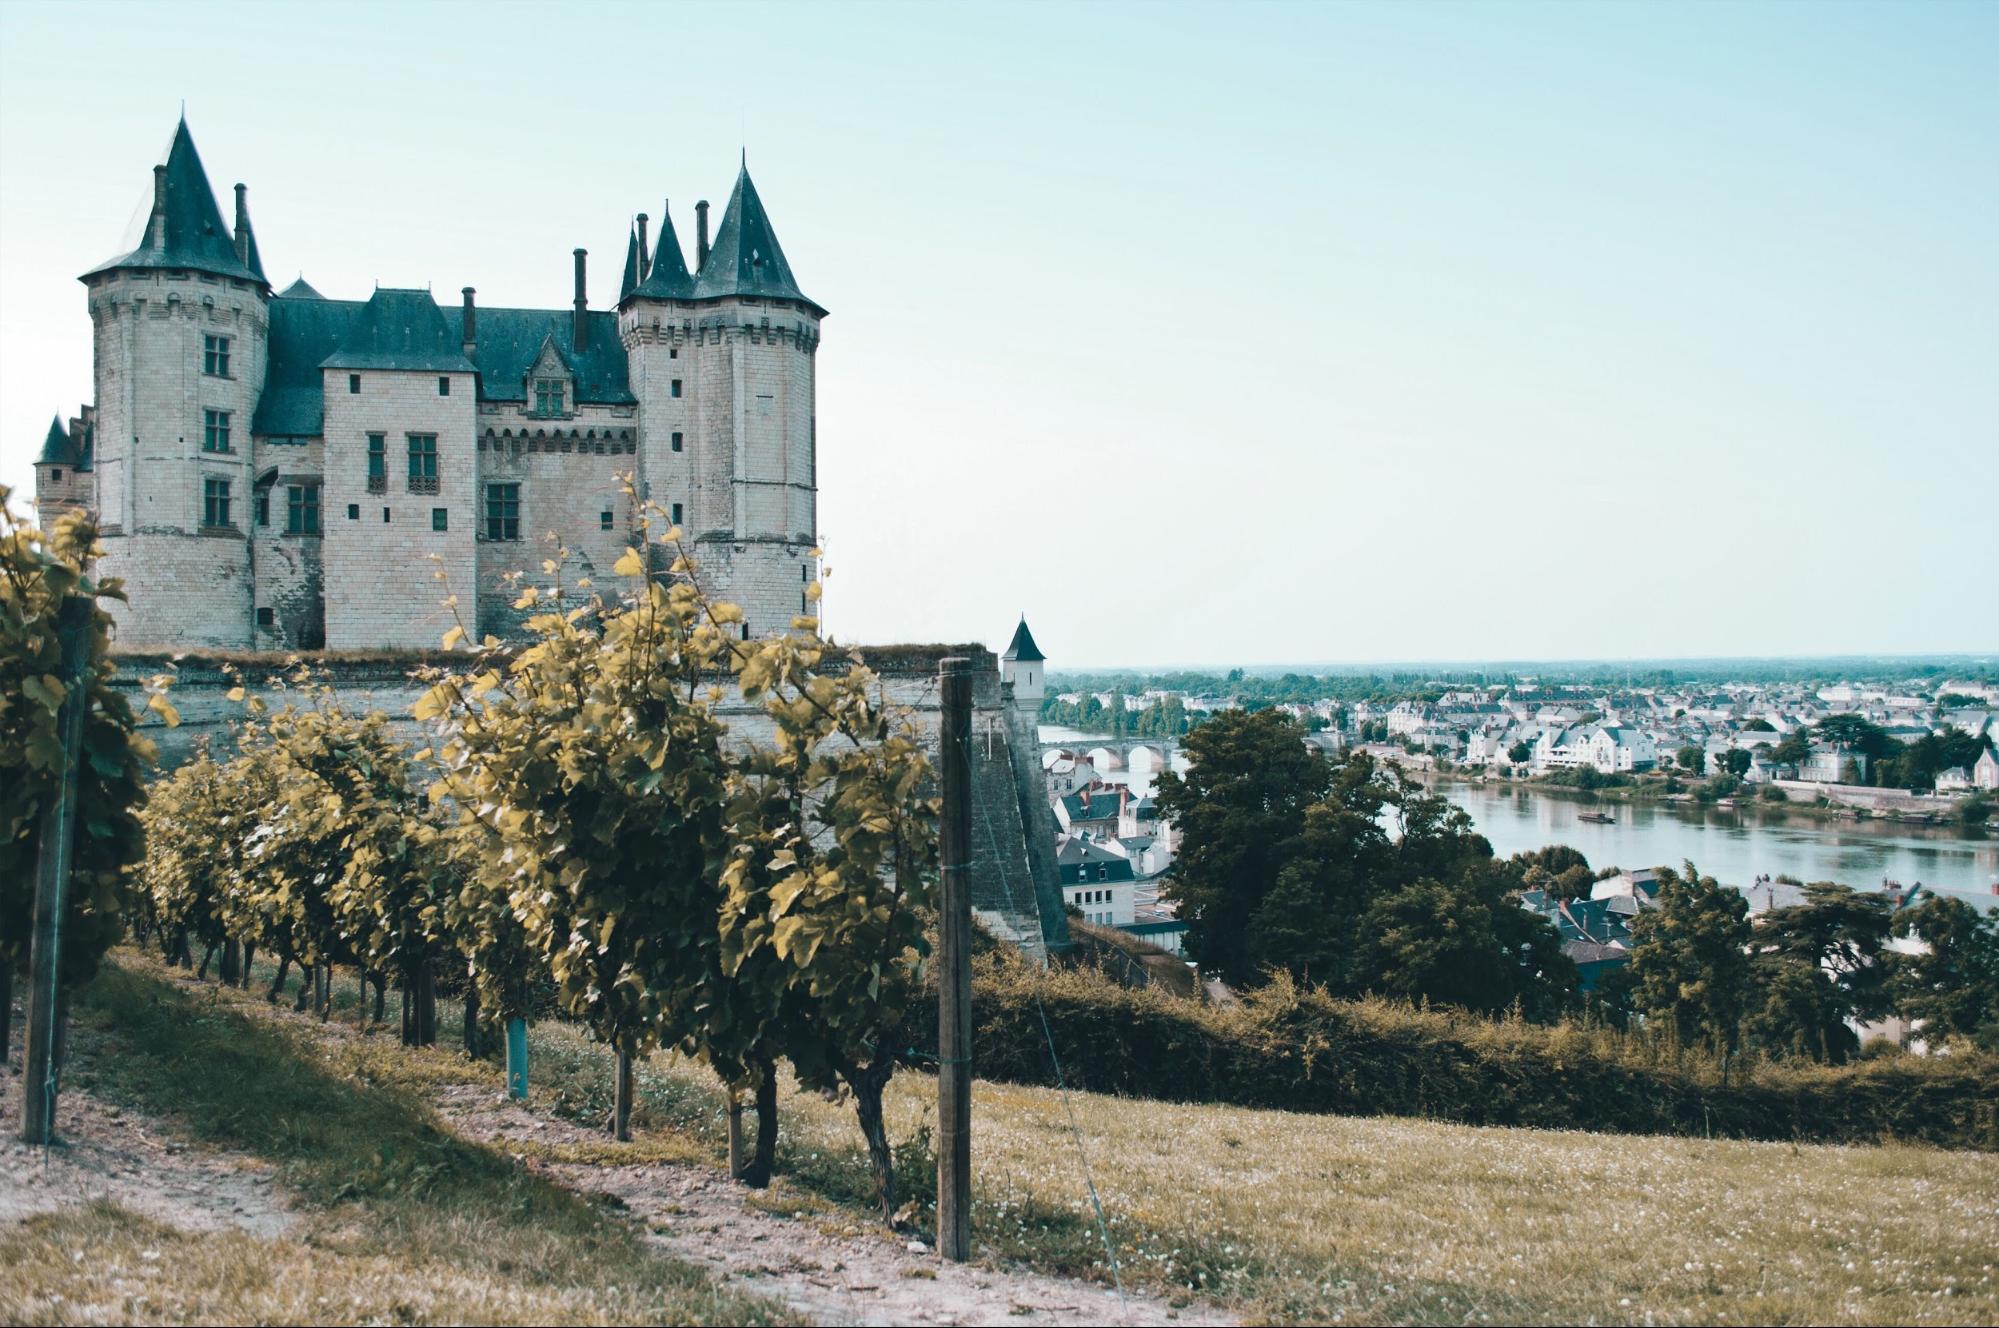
11,950,1997,1326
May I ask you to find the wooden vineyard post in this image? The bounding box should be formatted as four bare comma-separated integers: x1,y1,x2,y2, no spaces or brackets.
462,981,481,1057
21,595,92,1145
613,1048,634,1140
506,1018,529,1099
727,1089,746,1178
936,655,974,1261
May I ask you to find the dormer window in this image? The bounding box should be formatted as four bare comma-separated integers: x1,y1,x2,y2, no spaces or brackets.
534,379,565,416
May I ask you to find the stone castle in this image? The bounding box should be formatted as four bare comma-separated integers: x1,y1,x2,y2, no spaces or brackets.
34,118,823,649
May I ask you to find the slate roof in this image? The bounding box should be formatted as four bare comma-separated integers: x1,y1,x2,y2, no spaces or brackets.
252,291,635,436
1003,617,1045,662
37,416,77,466
321,288,477,373
690,165,822,314
82,119,267,287
628,204,695,300
277,276,325,300
619,225,641,302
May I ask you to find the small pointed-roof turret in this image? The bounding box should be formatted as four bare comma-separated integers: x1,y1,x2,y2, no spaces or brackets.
277,275,325,300
37,415,77,467
628,200,695,301
619,223,641,302
1003,617,1045,663
690,164,822,314
82,117,267,288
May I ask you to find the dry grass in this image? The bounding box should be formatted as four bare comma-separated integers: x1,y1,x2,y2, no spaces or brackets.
517,1014,1999,1325
34,949,1997,1325
0,1201,735,1326
2,954,794,1327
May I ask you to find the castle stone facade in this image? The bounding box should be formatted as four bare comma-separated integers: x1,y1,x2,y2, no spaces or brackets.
35,119,823,650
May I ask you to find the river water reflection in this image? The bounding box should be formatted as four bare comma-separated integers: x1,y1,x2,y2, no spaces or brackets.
1436,780,1999,898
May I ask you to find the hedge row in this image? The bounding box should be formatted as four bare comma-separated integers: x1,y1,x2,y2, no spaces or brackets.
957,953,1999,1151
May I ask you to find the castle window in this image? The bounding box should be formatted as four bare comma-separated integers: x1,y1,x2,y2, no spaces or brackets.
349,373,361,394
286,483,320,535
255,488,269,527
671,431,683,453
534,379,564,416
670,502,682,525
484,483,520,541
347,503,360,520
203,334,230,377
432,508,448,532
51,468,63,484
367,433,386,492
407,433,438,492
202,409,231,453
383,507,392,522
671,379,682,398
438,376,451,396
202,477,232,528
669,347,678,359
600,510,613,530
256,607,275,627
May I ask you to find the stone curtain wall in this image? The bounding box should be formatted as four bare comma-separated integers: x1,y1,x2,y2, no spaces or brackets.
114,644,1066,962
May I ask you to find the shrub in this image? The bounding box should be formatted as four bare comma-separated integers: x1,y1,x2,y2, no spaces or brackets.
950,949,1998,1150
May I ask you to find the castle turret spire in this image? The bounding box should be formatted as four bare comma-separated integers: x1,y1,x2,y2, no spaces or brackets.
83,117,267,287
690,163,822,314
619,223,641,303
629,199,694,300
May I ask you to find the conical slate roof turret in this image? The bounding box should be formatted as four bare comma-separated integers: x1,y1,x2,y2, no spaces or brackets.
277,275,325,300
690,163,822,314
83,117,267,287
619,224,641,302
37,416,78,467
1003,617,1045,663
629,201,695,301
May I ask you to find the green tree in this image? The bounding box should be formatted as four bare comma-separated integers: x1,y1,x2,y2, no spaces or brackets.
1623,861,1752,1056
1507,739,1534,765
1745,882,1891,1062
1770,730,1811,766
1676,745,1705,773
1156,709,1330,986
2,492,167,1001
1890,895,1999,1051
1722,748,1753,778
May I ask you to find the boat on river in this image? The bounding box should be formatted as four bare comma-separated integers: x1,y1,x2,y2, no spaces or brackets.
1576,810,1615,824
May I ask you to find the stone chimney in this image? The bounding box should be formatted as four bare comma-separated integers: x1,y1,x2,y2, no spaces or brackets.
572,249,588,351
150,165,168,248
232,183,250,265
636,213,651,281
696,200,710,269
461,287,477,357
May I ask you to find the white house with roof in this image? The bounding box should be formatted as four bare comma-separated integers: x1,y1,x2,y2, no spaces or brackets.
1057,836,1135,927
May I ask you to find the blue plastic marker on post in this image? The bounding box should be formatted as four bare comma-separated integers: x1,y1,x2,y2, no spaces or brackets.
506,1018,529,1100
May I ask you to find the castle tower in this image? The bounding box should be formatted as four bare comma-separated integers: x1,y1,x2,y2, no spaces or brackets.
618,164,824,636
80,117,270,647
1002,617,1046,709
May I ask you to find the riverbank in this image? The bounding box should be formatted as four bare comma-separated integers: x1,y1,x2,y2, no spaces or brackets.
1428,768,1989,829
1425,775,1999,897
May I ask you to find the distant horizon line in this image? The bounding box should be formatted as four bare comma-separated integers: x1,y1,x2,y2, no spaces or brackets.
1045,650,1999,677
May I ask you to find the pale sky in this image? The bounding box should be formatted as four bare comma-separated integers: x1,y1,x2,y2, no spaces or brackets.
2,1,1993,668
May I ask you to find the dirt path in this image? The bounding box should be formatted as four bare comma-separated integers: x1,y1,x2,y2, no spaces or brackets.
436,1083,1234,1327
0,1024,293,1238
7,973,1230,1327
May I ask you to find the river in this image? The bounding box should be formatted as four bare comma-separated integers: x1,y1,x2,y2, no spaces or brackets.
1435,780,1999,899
